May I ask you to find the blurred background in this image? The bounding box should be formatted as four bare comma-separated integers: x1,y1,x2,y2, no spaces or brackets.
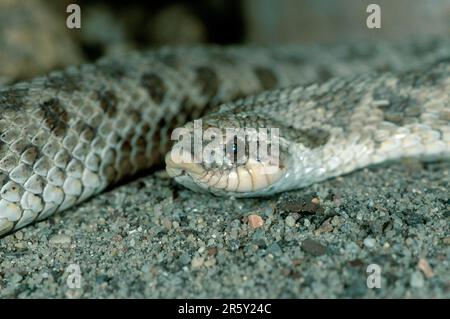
65,0,450,47
2,0,450,82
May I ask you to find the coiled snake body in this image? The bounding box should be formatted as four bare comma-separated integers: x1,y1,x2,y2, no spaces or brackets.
0,43,449,236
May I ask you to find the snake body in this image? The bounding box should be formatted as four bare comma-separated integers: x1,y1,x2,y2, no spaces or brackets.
0,42,449,236
167,61,450,196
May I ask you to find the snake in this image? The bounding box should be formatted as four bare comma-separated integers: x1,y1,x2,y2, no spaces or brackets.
0,41,449,237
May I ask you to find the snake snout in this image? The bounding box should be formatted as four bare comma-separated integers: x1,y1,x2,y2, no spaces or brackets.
165,148,285,195
165,151,204,178
165,118,288,195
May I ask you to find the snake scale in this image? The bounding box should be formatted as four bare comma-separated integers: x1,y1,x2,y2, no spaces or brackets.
0,41,449,237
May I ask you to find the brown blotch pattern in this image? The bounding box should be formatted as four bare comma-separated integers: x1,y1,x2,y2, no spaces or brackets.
151,117,167,156
157,115,179,157
181,95,203,120
254,67,278,90
141,123,151,134
128,110,142,123
295,127,330,149
402,61,448,88
121,140,132,153
0,87,28,109
80,125,97,142
150,128,162,163
136,136,146,149
97,60,127,79
98,90,118,117
45,72,81,92
141,73,167,104
195,66,219,98
373,86,421,125
180,95,194,114
0,140,6,154
40,98,69,137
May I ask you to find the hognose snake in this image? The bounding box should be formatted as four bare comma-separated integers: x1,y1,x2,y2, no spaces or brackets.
0,42,449,236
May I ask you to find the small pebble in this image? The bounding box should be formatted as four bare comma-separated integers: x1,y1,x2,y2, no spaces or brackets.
262,207,274,217
417,258,434,278
332,193,343,207
331,216,341,226
302,239,327,256
49,234,72,245
285,216,296,227
161,218,172,230
267,242,283,256
278,195,323,214
14,231,24,240
349,259,365,267
405,237,414,246
314,219,333,235
248,214,264,229
363,237,376,248
410,271,424,288
179,252,191,265
204,257,216,267
198,246,205,254
191,256,204,268
208,247,218,256
11,273,23,284
14,242,25,250
345,242,361,254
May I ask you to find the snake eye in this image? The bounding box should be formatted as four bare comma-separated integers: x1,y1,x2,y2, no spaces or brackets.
225,136,246,164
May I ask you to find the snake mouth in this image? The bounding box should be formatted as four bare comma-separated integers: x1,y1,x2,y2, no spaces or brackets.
165,151,285,194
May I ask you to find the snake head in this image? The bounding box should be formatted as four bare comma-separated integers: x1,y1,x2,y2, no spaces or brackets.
165,116,288,197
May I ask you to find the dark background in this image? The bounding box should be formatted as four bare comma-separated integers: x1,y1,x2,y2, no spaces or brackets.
70,0,450,59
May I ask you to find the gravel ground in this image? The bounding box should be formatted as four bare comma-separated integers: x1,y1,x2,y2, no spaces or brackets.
0,159,449,298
